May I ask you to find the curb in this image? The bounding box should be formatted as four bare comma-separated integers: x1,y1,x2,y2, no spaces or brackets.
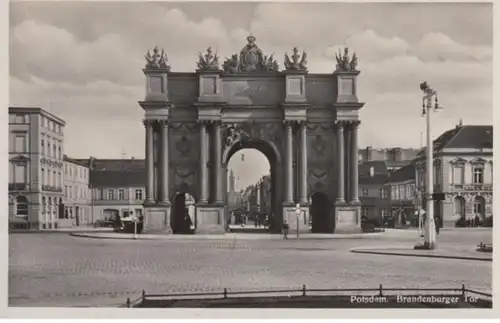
350,249,492,262
70,232,383,241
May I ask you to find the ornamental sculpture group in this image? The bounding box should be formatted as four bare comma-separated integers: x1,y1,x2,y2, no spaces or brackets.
143,35,358,73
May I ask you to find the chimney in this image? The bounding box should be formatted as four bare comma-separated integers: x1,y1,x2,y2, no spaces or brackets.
369,166,375,177
366,146,373,161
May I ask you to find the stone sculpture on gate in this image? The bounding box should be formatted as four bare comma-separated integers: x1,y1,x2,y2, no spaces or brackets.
197,47,220,71
145,46,170,70
222,35,279,73
335,47,358,72
284,47,308,72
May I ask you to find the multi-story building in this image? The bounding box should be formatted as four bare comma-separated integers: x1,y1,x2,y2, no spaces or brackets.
415,123,493,228
8,107,65,230
358,146,419,172
62,156,91,228
79,158,147,223
386,162,417,227
358,161,391,225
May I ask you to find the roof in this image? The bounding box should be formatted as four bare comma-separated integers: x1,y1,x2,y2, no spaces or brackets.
9,106,66,125
387,163,416,184
417,125,493,157
385,160,411,168
90,170,146,188
359,173,389,185
63,155,89,168
359,161,388,176
73,158,145,171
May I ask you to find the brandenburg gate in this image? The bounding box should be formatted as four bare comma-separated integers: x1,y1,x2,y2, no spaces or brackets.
138,36,364,234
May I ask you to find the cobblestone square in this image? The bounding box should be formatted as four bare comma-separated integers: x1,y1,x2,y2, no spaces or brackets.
8,229,492,307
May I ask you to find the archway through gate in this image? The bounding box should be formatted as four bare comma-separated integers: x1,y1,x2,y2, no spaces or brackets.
139,35,364,235
223,136,282,233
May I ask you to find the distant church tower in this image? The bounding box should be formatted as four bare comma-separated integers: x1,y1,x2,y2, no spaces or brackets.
229,169,236,193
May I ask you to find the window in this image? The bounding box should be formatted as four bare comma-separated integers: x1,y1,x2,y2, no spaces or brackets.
107,189,114,200
64,185,68,198
64,164,67,175
362,188,368,197
380,188,388,199
58,146,62,160
69,167,72,177
473,168,484,184
53,171,57,187
399,185,405,200
41,139,45,155
10,114,28,124
41,168,45,185
16,196,29,216
381,208,387,218
453,166,464,184
362,207,368,217
58,171,62,188
135,189,143,200
53,144,56,159
391,186,396,200
46,139,51,157
118,189,125,200
14,136,27,153
14,164,26,183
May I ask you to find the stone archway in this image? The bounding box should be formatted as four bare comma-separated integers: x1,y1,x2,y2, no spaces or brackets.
222,137,282,233
139,36,365,235
170,192,196,234
309,192,332,233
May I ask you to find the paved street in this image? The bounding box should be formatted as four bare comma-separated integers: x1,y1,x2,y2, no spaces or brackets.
9,229,492,307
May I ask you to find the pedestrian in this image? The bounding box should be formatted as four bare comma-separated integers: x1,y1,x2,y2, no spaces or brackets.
282,221,289,240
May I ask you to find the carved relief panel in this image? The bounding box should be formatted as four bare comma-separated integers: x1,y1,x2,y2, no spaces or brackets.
306,123,336,198
169,122,199,197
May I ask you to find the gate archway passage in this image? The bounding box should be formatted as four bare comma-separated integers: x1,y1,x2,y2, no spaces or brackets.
139,36,365,234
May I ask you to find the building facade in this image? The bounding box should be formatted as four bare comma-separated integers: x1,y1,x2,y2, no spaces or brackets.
8,107,65,230
358,146,419,165
358,161,390,225
85,159,146,223
386,163,417,227
415,124,493,228
62,156,91,227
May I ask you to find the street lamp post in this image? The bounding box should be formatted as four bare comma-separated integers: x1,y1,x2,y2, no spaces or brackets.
415,81,441,250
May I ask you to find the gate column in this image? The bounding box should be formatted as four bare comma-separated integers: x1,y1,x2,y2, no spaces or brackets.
332,47,365,233
139,46,172,233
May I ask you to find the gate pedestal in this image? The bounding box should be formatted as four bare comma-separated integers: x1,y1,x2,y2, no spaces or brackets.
143,204,172,234
195,204,225,234
282,205,310,234
334,203,361,233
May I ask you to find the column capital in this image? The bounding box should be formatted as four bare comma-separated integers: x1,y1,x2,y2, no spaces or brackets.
345,120,361,128
283,120,296,128
196,119,209,127
336,120,346,130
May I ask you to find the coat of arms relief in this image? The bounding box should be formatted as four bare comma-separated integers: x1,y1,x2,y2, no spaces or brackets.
222,35,279,73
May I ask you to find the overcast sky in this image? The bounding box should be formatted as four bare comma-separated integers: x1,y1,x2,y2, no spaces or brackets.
9,2,493,189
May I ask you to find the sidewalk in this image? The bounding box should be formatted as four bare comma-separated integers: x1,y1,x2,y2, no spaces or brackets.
350,246,492,261
71,231,382,241
10,227,113,234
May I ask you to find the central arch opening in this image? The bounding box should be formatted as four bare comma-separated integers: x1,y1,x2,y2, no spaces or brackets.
223,139,282,233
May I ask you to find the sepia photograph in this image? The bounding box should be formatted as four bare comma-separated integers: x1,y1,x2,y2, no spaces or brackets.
6,0,494,316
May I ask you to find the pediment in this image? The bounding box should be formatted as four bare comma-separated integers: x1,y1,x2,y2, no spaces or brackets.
470,157,487,165
449,157,467,165
9,155,30,163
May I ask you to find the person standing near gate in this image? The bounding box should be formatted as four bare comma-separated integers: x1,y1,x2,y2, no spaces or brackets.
282,221,289,239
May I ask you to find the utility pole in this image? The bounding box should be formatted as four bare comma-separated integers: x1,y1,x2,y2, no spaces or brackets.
415,81,442,250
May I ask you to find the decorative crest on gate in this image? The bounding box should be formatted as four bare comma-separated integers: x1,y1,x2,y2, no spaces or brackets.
144,46,170,70
197,47,220,71
284,47,308,72
222,35,279,73
335,47,358,72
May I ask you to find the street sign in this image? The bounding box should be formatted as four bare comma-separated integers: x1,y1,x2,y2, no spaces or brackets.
295,204,301,215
